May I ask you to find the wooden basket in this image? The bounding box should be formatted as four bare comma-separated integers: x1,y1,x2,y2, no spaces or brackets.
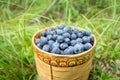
32,28,96,80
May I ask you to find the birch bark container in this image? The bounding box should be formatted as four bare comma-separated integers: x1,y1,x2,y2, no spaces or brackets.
32,28,96,80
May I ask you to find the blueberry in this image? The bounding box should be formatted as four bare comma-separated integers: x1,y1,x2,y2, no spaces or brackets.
39,37,48,46
47,35,52,40
35,24,93,55
77,32,83,38
47,27,56,35
84,30,91,36
46,31,50,35
48,40,54,46
68,46,74,53
35,39,40,44
60,43,68,50
57,35,64,43
56,29,63,35
64,38,70,44
60,50,64,54
71,33,77,40
63,26,72,33
71,40,77,46
42,45,50,52
84,43,92,50
57,24,65,29
80,30,86,36
46,27,53,35
89,35,94,42
67,46,74,53
73,28,79,34
47,27,53,32
40,31,46,37
82,36,90,43
76,38,83,43
52,42,60,48
47,28,55,35
63,46,74,55
36,43,42,49
51,47,61,54
74,44,84,54
52,34,57,40
50,30,56,35
62,49,71,55
63,32,70,38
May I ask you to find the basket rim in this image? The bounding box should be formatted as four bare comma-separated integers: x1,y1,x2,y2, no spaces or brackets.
32,27,96,58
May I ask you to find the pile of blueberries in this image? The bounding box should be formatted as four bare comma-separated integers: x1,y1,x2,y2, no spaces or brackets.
35,24,94,55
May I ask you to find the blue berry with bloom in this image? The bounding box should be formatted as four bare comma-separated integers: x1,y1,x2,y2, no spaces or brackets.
84,30,91,36
84,43,92,50
39,36,48,46
52,34,57,40
51,47,61,54
57,24,65,29
35,39,40,44
64,38,71,44
82,36,90,43
89,36,94,42
76,38,83,43
71,40,77,46
63,32,71,38
77,32,83,38
71,33,77,40
48,40,54,46
47,35,52,40
52,41,60,48
35,24,94,55
56,29,63,35
57,35,64,43
42,45,50,52
63,26,72,34
63,46,74,55
74,44,84,54
40,30,46,37
60,43,68,50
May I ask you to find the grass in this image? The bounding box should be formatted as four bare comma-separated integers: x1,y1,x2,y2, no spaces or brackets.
0,0,120,80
